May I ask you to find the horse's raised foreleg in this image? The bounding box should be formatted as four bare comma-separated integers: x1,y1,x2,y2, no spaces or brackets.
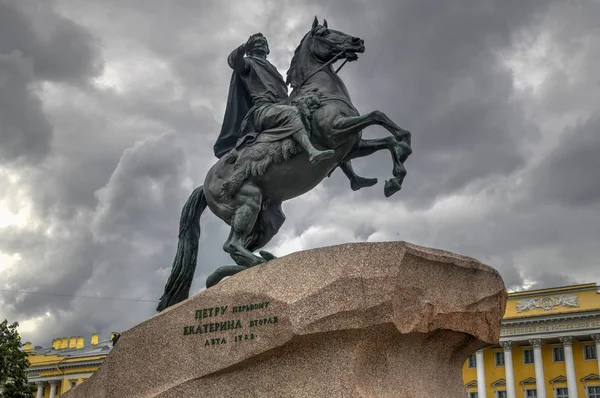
339,161,378,191
343,136,408,197
333,110,411,148
332,110,412,196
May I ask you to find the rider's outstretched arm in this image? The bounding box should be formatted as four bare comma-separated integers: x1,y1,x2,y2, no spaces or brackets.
227,44,250,75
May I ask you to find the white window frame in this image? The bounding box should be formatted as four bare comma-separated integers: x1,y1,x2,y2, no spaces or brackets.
587,386,600,398
495,350,505,367
496,390,507,398
469,392,479,398
523,347,535,364
555,387,569,398
552,346,565,362
468,354,477,368
582,342,597,361
525,389,537,398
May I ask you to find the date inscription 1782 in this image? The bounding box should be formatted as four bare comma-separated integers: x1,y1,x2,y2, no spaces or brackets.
183,301,279,347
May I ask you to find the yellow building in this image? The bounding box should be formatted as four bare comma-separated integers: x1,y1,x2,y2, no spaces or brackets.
25,333,117,398
463,283,600,398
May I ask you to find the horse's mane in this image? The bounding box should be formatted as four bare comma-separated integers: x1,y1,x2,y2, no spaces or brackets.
286,31,312,89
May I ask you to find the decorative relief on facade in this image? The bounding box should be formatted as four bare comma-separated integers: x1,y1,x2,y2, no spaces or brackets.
500,341,514,350
516,295,579,313
529,338,543,348
559,336,574,346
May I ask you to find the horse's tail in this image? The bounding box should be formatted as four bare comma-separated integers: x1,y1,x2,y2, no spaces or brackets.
156,186,207,312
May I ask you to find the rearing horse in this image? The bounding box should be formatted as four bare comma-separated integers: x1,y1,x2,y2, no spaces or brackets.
157,18,412,312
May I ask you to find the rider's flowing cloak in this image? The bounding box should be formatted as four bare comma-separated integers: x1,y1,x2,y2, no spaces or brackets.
214,56,298,158
213,70,253,159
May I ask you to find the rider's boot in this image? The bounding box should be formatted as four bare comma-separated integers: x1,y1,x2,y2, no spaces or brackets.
293,131,335,164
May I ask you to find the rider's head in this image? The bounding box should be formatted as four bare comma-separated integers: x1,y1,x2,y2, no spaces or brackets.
246,33,270,57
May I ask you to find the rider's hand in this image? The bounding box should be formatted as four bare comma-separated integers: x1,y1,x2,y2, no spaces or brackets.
245,35,256,49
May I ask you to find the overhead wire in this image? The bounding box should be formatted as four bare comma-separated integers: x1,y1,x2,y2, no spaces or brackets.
0,288,159,303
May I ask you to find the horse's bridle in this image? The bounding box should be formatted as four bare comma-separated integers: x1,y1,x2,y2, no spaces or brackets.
296,31,355,88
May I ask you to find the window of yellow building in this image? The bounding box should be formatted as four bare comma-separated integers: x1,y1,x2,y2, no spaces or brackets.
467,354,476,368
494,351,505,366
525,389,537,397
523,348,534,364
555,387,568,398
583,343,597,360
588,386,600,398
552,346,565,362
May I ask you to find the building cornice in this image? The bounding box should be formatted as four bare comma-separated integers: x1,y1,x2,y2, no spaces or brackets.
27,372,94,383
27,359,105,373
503,310,600,325
500,313,600,341
508,283,598,299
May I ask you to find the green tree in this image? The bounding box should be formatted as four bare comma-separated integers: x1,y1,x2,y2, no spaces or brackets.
0,320,36,397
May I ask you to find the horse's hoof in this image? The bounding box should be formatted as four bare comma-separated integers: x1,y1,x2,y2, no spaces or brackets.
259,250,277,261
206,265,248,288
384,179,402,197
350,177,378,191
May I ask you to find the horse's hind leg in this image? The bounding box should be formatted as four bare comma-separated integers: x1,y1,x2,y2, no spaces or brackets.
248,200,286,260
206,198,283,288
222,182,266,267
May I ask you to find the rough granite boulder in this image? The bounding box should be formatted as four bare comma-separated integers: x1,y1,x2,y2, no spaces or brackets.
63,241,507,398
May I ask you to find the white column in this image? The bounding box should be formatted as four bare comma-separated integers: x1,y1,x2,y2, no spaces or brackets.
560,336,579,398
476,348,487,398
49,380,58,398
530,339,547,398
501,341,517,398
592,334,600,375
35,381,44,398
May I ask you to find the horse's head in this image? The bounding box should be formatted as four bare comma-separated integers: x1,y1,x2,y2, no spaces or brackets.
287,17,365,89
307,17,365,63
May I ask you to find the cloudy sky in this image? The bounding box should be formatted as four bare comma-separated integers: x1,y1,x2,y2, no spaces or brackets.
1,0,599,346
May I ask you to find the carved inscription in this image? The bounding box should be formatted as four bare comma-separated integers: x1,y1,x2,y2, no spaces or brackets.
183,301,279,347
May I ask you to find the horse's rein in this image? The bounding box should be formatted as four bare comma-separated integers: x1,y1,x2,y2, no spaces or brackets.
297,51,345,89
296,34,354,88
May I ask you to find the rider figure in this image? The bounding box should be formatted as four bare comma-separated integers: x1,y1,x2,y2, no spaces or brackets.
215,33,333,164
215,33,377,190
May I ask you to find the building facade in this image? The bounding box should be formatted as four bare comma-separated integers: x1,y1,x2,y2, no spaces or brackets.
463,283,600,398
25,333,116,398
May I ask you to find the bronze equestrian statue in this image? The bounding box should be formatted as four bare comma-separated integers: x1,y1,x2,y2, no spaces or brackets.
157,17,412,312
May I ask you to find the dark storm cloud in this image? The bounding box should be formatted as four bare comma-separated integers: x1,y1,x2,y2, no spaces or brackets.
1,0,599,347
529,273,579,291
530,114,600,207
0,0,102,164
0,1,102,83
0,52,51,163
